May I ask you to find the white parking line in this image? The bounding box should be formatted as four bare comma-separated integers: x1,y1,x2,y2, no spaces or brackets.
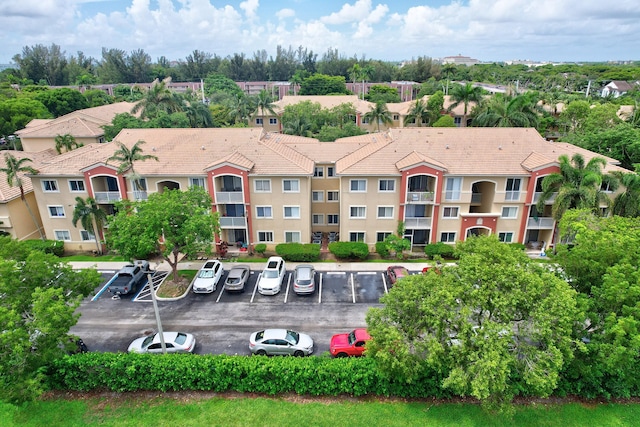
250,273,261,303
325,272,346,275
284,273,291,303
97,270,116,274
216,284,224,303
318,273,323,304
356,272,377,275
350,273,356,304
381,272,389,294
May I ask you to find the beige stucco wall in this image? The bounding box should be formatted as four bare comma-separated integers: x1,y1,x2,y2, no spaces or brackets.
0,193,44,240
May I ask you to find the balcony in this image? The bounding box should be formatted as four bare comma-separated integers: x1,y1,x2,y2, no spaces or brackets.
533,192,557,204
527,217,555,229
406,191,435,203
94,191,121,203
219,216,247,228
404,217,432,229
215,191,244,203
130,191,148,201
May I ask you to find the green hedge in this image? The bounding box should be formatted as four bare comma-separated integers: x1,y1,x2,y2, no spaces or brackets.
46,353,446,398
424,242,455,259
375,241,389,258
328,242,369,260
275,243,321,262
254,243,267,255
22,239,65,256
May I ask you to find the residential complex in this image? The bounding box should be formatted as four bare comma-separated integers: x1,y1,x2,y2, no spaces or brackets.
16,126,624,254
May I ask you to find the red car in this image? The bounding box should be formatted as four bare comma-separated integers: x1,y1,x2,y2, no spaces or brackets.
386,265,409,285
330,328,371,357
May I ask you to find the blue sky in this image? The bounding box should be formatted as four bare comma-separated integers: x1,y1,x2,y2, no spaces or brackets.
1,1,639,65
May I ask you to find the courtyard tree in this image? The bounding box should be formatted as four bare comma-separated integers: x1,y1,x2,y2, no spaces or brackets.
106,187,220,280
54,133,83,154
72,196,107,254
447,82,483,126
366,235,578,409
364,101,393,132
107,139,159,192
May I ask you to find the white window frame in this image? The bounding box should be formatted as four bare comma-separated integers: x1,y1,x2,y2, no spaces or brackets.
42,180,59,192
312,214,324,225
445,177,461,201
442,206,459,218
440,232,456,243
255,118,263,125
284,231,301,243
378,179,395,192
80,230,96,241
312,191,324,202
350,179,367,192
498,232,514,243
314,166,324,177
257,231,274,242
255,206,273,218
190,177,206,188
54,230,71,241
68,179,85,192
349,232,365,242
376,231,392,242
377,206,394,219
283,205,300,219
48,205,65,218
254,179,271,192
269,118,277,125
350,206,366,218
283,179,300,193
501,206,518,218
327,214,339,224
327,191,339,202
505,178,521,201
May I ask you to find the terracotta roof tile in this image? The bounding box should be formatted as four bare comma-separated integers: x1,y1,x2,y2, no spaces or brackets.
0,150,56,202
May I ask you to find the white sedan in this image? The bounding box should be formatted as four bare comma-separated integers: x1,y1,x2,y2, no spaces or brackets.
128,332,196,354
191,259,223,293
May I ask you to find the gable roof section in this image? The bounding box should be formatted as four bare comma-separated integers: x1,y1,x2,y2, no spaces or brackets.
205,151,254,172
396,151,448,171
0,149,56,202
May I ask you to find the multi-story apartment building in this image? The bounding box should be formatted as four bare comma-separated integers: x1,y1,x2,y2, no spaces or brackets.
27,127,625,254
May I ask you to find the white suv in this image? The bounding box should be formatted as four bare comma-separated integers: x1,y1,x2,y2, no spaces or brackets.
257,256,286,295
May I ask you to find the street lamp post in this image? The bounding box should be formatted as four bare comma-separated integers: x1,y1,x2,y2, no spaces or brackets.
148,267,166,354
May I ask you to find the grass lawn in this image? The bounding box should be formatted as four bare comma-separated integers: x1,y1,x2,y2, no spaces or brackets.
2,395,639,427
61,254,127,262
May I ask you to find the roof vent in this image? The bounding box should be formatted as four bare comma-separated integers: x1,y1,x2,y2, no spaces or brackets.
498,145,502,150
445,145,449,149
152,147,156,151
201,146,205,150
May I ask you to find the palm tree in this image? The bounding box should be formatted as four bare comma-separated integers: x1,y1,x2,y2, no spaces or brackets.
441,63,457,95
225,95,253,125
0,153,45,240
107,140,159,192
364,102,393,132
472,93,542,128
611,172,640,217
536,153,615,221
131,78,181,119
447,82,484,126
72,196,107,254
404,98,430,127
283,116,312,137
54,133,83,154
183,99,214,128
251,90,277,127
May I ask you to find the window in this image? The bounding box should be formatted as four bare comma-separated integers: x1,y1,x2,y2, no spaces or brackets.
327,167,335,177
377,206,394,218
254,179,271,192
284,206,300,218
349,232,365,242
442,207,459,218
283,179,299,192
269,118,277,125
222,176,241,191
285,231,301,243
48,206,65,217
312,214,324,225
256,206,272,218
314,166,324,177
505,178,521,201
440,232,456,243
379,179,395,192
80,230,95,241
454,117,462,126
601,181,614,192
350,179,366,192
134,178,147,191
42,180,58,192
69,180,85,192
498,232,514,243
392,114,399,121
258,231,273,242
501,207,518,218
312,191,324,202
377,232,391,242
54,230,71,241
362,117,370,124
445,177,461,201
327,214,339,224
327,191,339,201
190,177,205,188
255,118,263,125
350,206,366,218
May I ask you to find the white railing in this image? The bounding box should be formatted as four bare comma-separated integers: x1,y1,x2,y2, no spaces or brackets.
504,191,520,202
215,191,244,203
533,192,557,204
220,217,247,228
404,217,432,228
406,191,435,203
527,217,555,229
94,191,121,203
129,191,148,201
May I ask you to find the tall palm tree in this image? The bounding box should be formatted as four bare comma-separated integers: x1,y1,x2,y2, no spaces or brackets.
131,78,181,119
404,98,430,127
441,63,457,95
472,93,541,128
283,116,312,137
447,82,484,126
611,171,640,217
364,102,393,132
0,153,45,240
54,133,83,154
107,140,159,192
183,99,214,128
251,90,277,127
72,196,107,254
225,95,253,125
536,153,615,221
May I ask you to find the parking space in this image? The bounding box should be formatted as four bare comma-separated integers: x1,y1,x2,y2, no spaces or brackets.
354,272,386,303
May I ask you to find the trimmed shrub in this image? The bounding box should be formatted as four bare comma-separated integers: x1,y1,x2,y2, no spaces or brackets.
375,241,390,258
328,242,369,260
424,242,455,259
22,239,65,256
275,243,320,262
254,243,267,255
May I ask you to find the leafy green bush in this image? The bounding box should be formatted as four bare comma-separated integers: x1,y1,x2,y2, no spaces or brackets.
254,243,267,255
22,239,65,256
375,241,389,258
328,242,369,260
424,242,456,259
275,243,320,262
509,242,526,251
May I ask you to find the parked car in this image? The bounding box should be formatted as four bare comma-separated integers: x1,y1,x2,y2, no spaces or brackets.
128,331,196,354
330,328,371,357
224,264,251,292
257,256,286,295
107,260,150,296
249,328,314,356
191,260,223,293
386,265,409,286
293,264,316,295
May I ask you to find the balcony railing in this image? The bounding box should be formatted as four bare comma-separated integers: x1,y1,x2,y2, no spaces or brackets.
533,192,557,204
220,217,247,228
404,217,432,229
471,193,482,203
406,191,435,203
129,191,148,201
527,217,555,229
215,191,244,203
504,191,520,201
94,191,121,203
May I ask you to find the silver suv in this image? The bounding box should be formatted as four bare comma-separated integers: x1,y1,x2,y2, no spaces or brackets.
293,264,316,295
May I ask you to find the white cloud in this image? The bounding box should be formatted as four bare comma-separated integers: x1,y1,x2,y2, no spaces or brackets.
276,8,295,20
322,0,388,25
239,0,259,21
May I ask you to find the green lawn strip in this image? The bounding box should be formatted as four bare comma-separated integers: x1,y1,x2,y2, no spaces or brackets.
3,397,640,427
61,254,127,262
